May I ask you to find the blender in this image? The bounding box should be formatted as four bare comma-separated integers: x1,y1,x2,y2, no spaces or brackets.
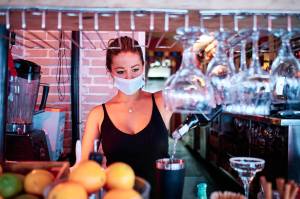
5,59,50,161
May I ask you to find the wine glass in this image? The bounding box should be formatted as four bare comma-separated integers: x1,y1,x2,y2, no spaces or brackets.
163,26,216,115
206,31,235,108
241,30,272,115
229,157,265,199
229,39,249,113
271,29,300,108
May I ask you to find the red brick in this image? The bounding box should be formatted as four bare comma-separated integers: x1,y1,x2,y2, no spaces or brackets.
50,67,71,76
64,121,72,130
93,77,110,84
41,67,50,75
88,67,107,75
82,58,90,66
47,31,71,40
81,77,92,84
84,49,105,57
63,137,72,148
49,86,71,94
91,58,106,67
82,32,111,40
24,31,47,40
46,31,60,40
27,58,60,67
88,85,111,93
40,76,62,83
42,40,61,49
25,49,48,57
82,95,104,103
48,49,71,57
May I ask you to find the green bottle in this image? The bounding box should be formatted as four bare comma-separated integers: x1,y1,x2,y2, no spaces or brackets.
197,183,208,199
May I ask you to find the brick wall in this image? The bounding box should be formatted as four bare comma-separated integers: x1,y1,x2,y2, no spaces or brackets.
10,30,145,155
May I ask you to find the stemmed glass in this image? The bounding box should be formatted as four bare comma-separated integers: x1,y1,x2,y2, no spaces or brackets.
163,26,216,115
271,28,300,108
229,39,249,113
229,157,265,199
206,28,235,108
241,22,272,115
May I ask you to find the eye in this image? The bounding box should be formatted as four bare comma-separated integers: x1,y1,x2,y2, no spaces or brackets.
116,70,125,74
132,68,140,72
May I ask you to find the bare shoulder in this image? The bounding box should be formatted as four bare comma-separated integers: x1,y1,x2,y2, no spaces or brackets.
152,91,163,105
153,91,173,124
87,105,104,125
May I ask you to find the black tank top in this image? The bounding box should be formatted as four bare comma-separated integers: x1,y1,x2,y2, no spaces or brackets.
100,94,169,187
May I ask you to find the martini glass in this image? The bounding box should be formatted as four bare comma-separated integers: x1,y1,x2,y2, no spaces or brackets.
229,157,265,199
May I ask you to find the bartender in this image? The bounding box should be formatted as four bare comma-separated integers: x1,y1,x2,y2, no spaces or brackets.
81,36,172,190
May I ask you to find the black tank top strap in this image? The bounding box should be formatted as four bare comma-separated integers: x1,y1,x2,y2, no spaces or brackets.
151,93,158,112
99,104,108,141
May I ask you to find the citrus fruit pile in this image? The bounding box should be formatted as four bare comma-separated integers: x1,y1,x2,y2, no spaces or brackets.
0,164,54,199
48,161,142,199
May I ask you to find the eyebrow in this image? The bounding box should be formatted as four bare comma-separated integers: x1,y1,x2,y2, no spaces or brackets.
114,64,140,69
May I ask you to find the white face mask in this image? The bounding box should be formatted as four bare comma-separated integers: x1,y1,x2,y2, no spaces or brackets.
113,74,145,95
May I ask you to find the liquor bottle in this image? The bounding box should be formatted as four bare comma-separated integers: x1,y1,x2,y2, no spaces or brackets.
197,183,208,199
172,106,222,139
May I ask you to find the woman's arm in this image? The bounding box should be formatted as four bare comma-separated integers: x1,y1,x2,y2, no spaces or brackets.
154,91,173,129
81,105,104,161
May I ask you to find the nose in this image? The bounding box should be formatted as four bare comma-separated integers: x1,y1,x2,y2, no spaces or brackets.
124,71,132,79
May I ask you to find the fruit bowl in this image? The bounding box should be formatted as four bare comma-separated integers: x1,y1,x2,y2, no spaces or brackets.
43,176,151,199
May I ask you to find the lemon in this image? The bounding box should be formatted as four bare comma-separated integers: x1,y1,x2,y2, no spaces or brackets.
0,173,23,198
24,169,54,195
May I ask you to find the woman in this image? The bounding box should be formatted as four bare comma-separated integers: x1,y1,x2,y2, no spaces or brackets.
81,36,172,189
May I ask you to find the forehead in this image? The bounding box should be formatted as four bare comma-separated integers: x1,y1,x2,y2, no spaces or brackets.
111,52,143,68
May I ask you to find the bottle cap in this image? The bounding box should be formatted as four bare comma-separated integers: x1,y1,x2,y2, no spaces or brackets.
197,182,207,197
197,182,207,190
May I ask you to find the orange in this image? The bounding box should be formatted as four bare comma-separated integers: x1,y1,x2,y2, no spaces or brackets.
47,181,88,199
106,162,135,190
103,189,142,199
69,160,106,193
24,169,54,195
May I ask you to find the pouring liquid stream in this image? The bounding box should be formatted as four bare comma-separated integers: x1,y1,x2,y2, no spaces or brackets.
170,137,179,162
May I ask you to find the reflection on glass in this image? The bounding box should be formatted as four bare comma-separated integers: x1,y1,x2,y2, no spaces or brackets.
271,30,300,106
228,40,249,113
207,32,235,107
163,27,216,114
241,31,271,115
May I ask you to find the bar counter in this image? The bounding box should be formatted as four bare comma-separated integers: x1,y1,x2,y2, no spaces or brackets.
181,112,300,193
